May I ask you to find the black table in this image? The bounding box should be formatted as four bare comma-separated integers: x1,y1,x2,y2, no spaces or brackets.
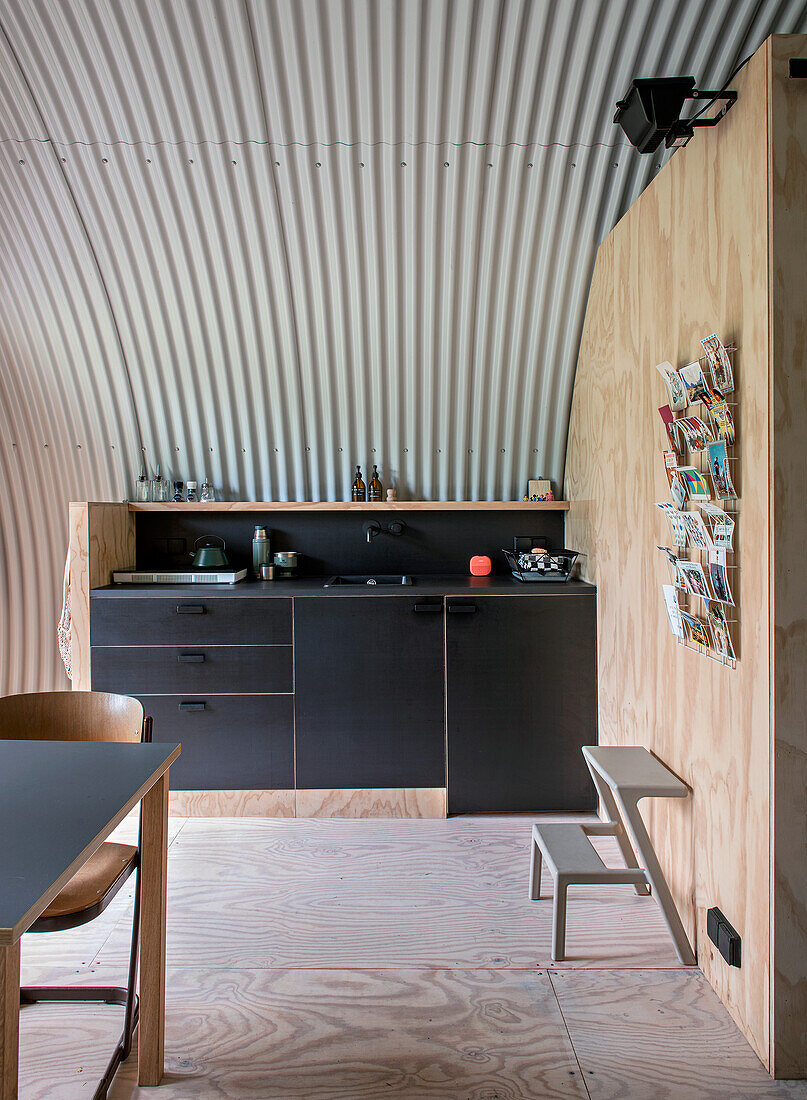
0,739,180,1099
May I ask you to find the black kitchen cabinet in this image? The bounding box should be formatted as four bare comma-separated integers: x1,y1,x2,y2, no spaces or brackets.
445,594,597,812
294,596,445,789
140,695,294,790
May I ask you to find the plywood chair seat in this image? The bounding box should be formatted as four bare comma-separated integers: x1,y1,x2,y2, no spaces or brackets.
34,841,138,932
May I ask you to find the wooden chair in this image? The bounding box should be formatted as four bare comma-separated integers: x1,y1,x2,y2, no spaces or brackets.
0,690,152,1099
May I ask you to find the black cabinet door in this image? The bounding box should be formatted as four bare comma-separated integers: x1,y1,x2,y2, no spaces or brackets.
294,596,445,789
446,595,597,812
140,695,294,790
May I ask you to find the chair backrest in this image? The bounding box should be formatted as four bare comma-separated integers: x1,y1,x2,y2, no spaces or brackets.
0,691,144,743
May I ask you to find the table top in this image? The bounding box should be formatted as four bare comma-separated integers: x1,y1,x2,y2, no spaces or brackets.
582,745,688,799
0,739,180,944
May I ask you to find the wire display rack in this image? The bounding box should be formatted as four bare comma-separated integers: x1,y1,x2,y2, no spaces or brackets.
658,344,738,669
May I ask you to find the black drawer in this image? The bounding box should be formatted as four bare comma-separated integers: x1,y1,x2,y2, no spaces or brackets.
90,596,292,646
140,695,294,790
91,645,293,695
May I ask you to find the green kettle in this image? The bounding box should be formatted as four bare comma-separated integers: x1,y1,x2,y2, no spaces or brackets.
191,535,230,570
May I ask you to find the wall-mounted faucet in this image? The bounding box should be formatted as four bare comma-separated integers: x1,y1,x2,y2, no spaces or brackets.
363,520,407,543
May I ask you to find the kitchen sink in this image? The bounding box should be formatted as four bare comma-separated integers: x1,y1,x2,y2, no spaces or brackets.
322,575,414,587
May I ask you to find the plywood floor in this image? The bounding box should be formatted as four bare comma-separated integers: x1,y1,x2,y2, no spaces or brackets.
17,816,807,1098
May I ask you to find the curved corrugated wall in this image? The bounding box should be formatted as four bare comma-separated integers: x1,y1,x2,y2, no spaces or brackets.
2,0,806,694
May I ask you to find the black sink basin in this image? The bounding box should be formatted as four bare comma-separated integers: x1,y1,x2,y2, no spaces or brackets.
323,575,414,587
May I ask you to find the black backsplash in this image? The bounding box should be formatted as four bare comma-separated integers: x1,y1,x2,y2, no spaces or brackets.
135,510,566,577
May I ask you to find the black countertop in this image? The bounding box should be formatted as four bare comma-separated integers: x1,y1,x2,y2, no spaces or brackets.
92,575,595,598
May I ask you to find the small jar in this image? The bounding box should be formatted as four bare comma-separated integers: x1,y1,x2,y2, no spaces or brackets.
186,480,198,502
172,480,185,502
200,479,215,502
134,473,149,502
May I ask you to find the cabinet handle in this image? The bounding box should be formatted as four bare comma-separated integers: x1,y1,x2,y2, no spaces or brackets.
176,604,206,614
413,603,442,612
178,653,206,663
178,701,206,712
447,603,477,613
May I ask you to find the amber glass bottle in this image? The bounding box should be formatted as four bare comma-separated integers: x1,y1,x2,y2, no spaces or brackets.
352,465,366,501
369,464,383,501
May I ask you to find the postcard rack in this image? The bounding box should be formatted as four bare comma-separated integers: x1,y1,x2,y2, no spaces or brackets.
657,343,739,669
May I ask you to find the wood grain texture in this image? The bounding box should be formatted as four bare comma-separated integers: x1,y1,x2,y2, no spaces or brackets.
295,787,447,819
0,941,19,1100
168,790,296,818
127,500,570,512
17,818,806,1099
551,969,803,1099
138,769,169,1087
565,43,773,1065
68,502,134,690
768,34,807,1079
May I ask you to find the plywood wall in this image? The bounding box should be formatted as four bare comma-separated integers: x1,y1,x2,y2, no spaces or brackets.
565,43,776,1068
768,35,807,1080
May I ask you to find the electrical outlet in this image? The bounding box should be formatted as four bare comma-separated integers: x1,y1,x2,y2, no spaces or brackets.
707,906,741,967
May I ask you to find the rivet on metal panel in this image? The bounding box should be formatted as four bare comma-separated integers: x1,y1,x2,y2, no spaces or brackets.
315,162,321,167
102,158,108,164
487,163,493,168
571,162,576,168
274,161,280,167
61,157,66,163
403,448,408,453
189,159,194,164
232,160,237,165
444,162,449,167
359,162,365,167
401,161,406,167
18,159,24,164
147,159,151,164
527,162,533,168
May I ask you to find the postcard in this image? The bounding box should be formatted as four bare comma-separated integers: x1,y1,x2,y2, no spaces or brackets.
696,502,734,550
677,416,713,452
679,360,709,405
709,401,735,445
678,560,714,600
707,602,735,660
701,333,734,393
700,388,723,411
707,441,737,500
662,584,685,639
682,510,713,551
681,611,712,651
657,545,684,587
656,503,688,548
655,360,687,411
708,549,735,604
663,450,679,485
670,472,687,509
658,405,680,452
678,465,711,501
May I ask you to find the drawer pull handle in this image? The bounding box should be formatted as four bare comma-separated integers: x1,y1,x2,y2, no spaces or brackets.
178,653,206,663
176,604,206,614
178,701,206,712
447,603,477,613
413,603,442,613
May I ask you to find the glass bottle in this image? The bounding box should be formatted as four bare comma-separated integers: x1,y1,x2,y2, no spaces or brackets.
352,465,366,502
368,464,383,502
186,480,198,503
252,525,272,579
200,479,215,503
172,480,185,502
151,467,169,502
134,472,149,502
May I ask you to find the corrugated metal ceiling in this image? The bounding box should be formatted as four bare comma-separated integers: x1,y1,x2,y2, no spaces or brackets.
1,0,806,693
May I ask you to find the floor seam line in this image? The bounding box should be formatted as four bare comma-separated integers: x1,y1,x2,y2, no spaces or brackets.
547,968,592,1100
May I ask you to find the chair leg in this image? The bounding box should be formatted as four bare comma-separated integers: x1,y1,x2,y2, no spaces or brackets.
551,880,568,963
529,835,543,900
94,864,141,1100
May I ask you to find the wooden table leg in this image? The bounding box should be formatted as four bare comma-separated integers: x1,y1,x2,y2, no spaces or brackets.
138,769,169,1086
0,941,20,1100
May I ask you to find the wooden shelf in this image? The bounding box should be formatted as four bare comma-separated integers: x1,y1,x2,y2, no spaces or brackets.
126,500,570,513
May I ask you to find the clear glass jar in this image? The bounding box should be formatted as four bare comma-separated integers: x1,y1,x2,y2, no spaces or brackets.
151,469,169,502
200,479,215,502
134,474,149,502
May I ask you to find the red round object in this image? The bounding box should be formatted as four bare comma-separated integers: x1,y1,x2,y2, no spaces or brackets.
470,555,492,576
